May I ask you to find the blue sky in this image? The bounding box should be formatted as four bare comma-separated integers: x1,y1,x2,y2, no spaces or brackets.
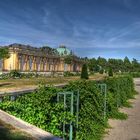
0,0,140,60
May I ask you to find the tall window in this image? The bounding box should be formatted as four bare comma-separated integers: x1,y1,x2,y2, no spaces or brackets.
64,64,67,71
73,64,77,72
20,56,24,71
29,57,33,71
36,58,40,71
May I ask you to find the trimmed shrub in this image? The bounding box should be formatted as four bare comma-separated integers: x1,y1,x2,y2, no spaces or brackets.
108,67,113,77
99,69,104,74
9,70,21,78
64,71,74,77
81,64,89,79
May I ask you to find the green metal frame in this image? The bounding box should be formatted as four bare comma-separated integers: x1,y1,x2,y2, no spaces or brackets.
57,91,79,140
98,84,107,120
117,83,121,108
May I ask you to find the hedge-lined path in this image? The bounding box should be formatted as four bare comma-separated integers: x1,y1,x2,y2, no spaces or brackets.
104,78,140,140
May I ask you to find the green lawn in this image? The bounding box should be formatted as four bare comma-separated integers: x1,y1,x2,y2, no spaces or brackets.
0,73,106,92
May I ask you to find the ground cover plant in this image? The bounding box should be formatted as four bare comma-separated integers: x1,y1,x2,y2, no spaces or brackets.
0,73,105,93
128,72,140,78
0,75,135,140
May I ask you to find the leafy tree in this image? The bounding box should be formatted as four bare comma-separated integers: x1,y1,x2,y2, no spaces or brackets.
88,58,97,72
81,64,89,79
124,56,131,72
97,56,107,68
41,46,58,55
83,55,140,74
64,55,73,64
99,69,104,74
0,47,9,59
131,58,140,72
108,67,113,77
93,65,100,72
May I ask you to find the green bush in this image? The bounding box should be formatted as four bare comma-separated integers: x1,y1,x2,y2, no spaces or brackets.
0,85,74,137
21,72,39,78
0,76,135,140
81,64,89,79
99,69,104,74
108,67,113,77
0,72,40,80
65,75,135,139
0,73,10,80
64,71,74,77
9,70,21,78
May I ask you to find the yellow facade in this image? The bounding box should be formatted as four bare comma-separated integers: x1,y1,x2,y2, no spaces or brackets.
2,44,82,73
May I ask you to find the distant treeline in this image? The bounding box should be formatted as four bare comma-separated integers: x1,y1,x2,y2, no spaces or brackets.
82,56,140,73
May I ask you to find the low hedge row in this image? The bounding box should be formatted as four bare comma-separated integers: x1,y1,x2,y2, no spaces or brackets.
0,70,39,79
129,72,140,78
117,72,140,78
0,76,136,140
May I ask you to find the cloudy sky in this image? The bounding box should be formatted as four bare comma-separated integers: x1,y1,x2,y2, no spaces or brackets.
0,0,140,59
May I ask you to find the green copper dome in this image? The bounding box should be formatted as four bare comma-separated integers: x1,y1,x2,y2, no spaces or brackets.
56,46,71,56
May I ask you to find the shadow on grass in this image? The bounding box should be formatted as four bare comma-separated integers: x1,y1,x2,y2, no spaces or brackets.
0,83,12,87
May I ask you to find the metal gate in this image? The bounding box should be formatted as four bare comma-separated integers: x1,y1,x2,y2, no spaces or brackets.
98,84,107,120
57,91,79,140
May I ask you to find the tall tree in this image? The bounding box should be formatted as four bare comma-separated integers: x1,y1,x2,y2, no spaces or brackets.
132,58,140,72
88,58,97,72
81,64,89,79
0,47,9,59
96,56,107,71
124,56,131,72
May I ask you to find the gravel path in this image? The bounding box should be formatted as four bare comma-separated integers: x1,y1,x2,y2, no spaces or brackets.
104,78,140,140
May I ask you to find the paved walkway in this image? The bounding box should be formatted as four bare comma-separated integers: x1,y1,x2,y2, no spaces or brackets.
0,83,67,96
104,78,140,140
0,109,62,140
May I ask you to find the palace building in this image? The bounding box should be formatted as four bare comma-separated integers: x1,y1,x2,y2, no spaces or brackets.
0,44,82,73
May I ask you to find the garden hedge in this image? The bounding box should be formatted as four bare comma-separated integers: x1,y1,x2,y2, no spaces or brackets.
0,75,136,140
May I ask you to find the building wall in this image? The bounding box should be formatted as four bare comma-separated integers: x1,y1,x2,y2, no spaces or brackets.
3,52,18,71
2,48,82,72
